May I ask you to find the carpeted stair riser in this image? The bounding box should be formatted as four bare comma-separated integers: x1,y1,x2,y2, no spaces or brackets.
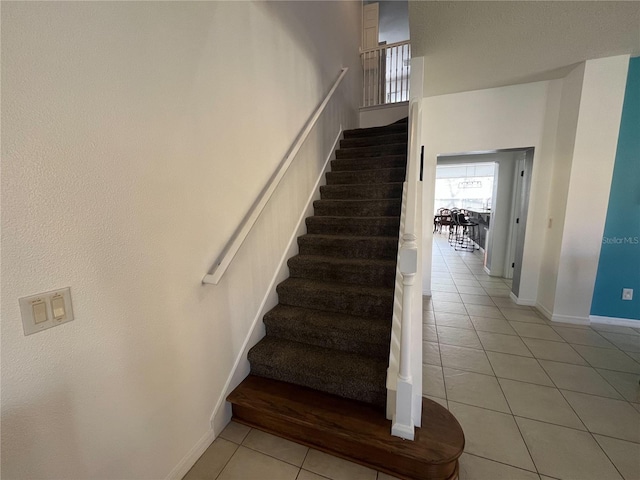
342,123,407,139
298,234,398,260
248,336,387,407
336,143,407,159
305,216,400,237
326,168,406,185
320,183,403,200
263,305,390,359
277,278,393,318
288,255,395,288
331,156,406,172
313,199,401,217
339,133,408,149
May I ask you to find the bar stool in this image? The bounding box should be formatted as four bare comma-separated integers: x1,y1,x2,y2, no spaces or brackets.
454,212,480,251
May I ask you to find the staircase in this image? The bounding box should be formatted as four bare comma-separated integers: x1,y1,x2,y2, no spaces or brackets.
227,119,464,480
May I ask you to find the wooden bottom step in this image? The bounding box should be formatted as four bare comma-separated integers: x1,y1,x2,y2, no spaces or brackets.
227,375,464,480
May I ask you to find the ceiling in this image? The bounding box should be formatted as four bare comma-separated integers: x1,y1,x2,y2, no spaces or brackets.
409,1,640,97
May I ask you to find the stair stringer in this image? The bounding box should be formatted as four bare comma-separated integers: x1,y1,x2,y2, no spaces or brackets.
209,129,343,436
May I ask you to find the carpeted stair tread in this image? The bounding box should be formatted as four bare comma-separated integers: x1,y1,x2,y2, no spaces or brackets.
336,143,407,159
320,183,403,200
277,277,393,318
298,234,398,260
305,216,400,236
313,198,401,217
343,123,407,139
326,167,406,185
263,304,391,358
288,254,396,288
331,155,406,172
340,133,408,149
248,336,388,407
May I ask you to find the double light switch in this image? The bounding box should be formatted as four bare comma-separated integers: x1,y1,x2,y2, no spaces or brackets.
19,287,74,336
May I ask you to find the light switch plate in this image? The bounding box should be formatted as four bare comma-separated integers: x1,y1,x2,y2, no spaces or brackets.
19,287,74,336
622,288,633,301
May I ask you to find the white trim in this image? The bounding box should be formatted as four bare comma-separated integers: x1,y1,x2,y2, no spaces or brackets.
208,128,343,436
551,313,590,325
536,302,553,321
203,68,348,285
590,315,640,328
484,266,491,275
359,101,409,113
165,429,215,480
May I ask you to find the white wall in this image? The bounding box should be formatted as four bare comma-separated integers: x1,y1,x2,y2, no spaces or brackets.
536,63,585,316
1,2,361,478
421,80,559,304
359,103,409,128
552,55,629,323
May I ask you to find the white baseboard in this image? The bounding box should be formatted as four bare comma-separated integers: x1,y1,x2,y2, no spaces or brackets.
483,266,491,275
590,315,640,328
423,289,432,296
536,302,553,321
509,291,536,306
208,128,343,439
165,428,215,480
551,313,590,325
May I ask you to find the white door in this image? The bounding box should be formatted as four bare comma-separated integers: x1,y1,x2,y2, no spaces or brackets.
363,2,379,49
362,3,381,105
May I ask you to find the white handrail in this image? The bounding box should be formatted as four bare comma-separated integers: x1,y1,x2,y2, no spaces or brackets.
391,98,422,440
203,68,349,285
360,39,410,54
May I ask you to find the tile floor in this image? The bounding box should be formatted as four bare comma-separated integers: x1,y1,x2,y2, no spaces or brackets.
184,233,640,480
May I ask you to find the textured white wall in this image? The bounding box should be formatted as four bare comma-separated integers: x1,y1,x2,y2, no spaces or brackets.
536,64,585,316
420,80,558,304
1,2,360,478
553,55,629,323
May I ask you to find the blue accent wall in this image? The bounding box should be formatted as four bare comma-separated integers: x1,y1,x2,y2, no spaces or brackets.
591,57,640,321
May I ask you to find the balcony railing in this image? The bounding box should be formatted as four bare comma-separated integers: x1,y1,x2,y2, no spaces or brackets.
360,41,411,108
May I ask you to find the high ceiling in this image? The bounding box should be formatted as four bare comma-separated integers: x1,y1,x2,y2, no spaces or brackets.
409,1,640,97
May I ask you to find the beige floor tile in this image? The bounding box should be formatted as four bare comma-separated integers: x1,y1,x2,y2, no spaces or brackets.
424,394,448,409
626,351,640,363
448,402,535,471
599,332,640,353
591,324,640,336
423,364,446,399
433,300,468,315
423,310,435,324
572,345,640,374
633,402,640,414
516,417,622,480
423,324,438,342
423,341,441,366
376,472,401,480
219,421,251,444
456,285,487,295
594,435,640,480
499,378,585,430
302,449,376,480
479,279,509,288
464,304,505,319
477,331,533,357
183,438,238,480
444,368,510,413
470,316,517,336
431,283,459,293
458,453,539,480
539,360,623,399
487,351,554,386
218,446,299,480
552,327,616,348
440,344,494,375
460,294,495,306
596,369,640,402
297,470,328,480
510,322,564,342
500,308,546,324
522,337,588,365
431,291,463,303
453,278,481,287
434,312,474,329
490,297,532,310
437,325,483,349
242,429,308,467
483,287,512,297
561,390,640,443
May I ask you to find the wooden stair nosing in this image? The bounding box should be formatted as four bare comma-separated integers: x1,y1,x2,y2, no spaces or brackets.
228,375,464,480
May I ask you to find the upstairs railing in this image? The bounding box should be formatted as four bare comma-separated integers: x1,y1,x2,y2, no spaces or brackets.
360,41,411,108
388,98,423,440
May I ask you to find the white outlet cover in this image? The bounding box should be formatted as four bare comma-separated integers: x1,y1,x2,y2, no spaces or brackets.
19,287,74,336
622,288,633,301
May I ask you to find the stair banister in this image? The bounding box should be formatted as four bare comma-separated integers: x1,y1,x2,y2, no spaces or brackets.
203,68,349,285
391,99,422,440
